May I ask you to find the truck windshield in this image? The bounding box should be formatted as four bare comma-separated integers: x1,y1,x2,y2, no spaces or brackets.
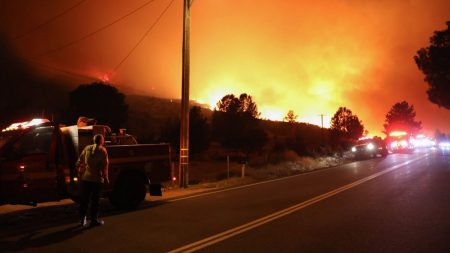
11,126,54,156
357,139,373,145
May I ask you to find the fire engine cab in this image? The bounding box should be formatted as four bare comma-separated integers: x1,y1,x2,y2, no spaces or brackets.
386,131,414,153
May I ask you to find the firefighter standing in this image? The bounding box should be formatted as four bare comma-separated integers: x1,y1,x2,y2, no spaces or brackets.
76,134,109,227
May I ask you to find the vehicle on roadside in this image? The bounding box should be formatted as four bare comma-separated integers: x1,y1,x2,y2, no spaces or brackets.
0,118,173,209
437,139,450,155
411,134,435,149
386,130,415,153
351,137,388,159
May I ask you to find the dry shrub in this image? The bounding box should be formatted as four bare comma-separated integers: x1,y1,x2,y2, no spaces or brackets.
267,149,300,164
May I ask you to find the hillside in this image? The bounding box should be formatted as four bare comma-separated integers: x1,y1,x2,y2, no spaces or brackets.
125,94,332,157
125,95,211,142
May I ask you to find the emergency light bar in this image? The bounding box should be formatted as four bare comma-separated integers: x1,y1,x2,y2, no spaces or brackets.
2,118,50,132
389,131,407,137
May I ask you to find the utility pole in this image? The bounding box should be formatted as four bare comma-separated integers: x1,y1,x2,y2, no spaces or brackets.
179,0,191,188
319,114,325,146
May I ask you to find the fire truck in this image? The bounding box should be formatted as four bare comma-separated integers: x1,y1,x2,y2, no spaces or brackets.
386,130,415,153
0,118,173,209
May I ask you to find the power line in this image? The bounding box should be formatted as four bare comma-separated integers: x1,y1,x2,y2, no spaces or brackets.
111,0,176,74
32,0,158,59
26,59,97,82
13,0,88,40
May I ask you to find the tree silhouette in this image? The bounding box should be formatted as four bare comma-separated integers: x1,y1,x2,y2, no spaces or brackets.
189,106,211,154
384,101,422,134
160,106,210,156
69,82,128,131
414,21,450,109
213,93,267,152
238,93,260,118
216,93,260,118
217,94,240,113
160,117,179,151
330,107,364,141
284,110,298,123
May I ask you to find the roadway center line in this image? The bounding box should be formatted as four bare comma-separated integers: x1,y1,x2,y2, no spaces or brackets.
166,155,427,253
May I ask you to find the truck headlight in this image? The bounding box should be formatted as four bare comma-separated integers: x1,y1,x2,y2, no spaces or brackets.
367,143,375,150
390,141,398,148
400,140,408,147
351,147,356,152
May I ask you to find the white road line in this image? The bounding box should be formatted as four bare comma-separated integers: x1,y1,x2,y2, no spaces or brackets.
166,155,426,253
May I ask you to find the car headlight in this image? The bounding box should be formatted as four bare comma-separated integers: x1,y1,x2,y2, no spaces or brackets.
351,147,356,152
439,142,450,150
367,143,375,150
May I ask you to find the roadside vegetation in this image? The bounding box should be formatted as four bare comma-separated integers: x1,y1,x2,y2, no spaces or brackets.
123,91,360,186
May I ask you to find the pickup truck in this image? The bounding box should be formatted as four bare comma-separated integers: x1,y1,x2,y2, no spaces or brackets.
351,137,388,159
0,118,173,209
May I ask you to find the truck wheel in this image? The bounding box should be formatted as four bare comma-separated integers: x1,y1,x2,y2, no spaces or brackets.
110,173,146,210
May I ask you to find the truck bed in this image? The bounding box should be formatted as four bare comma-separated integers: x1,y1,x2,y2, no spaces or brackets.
105,143,172,183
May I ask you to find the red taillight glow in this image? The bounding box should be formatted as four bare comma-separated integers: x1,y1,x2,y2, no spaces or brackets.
172,176,177,181
17,164,26,173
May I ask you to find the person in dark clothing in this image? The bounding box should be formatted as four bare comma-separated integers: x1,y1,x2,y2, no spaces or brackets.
76,134,109,227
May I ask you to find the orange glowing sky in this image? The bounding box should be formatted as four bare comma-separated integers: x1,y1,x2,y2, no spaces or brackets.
1,0,450,136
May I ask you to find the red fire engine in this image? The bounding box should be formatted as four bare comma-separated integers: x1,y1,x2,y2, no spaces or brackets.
386,130,414,153
0,118,173,209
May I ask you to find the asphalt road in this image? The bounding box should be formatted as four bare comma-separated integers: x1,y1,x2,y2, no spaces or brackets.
1,151,449,253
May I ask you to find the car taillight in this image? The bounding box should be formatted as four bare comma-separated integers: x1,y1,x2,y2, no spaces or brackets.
65,176,78,184
17,164,26,173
